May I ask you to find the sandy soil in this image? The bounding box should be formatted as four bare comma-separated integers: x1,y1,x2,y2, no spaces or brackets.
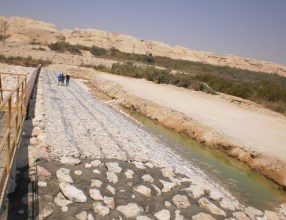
96,73,286,162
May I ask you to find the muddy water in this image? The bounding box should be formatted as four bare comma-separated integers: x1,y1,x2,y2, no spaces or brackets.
124,108,286,210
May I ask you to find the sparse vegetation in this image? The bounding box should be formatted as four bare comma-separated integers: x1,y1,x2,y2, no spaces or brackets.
49,41,286,114
48,41,82,55
0,55,52,67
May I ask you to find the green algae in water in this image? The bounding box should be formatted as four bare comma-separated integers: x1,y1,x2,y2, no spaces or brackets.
124,108,286,210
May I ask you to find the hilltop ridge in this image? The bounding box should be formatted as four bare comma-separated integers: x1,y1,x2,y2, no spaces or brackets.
1,15,286,77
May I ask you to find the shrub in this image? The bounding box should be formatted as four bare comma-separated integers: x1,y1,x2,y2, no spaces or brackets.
90,46,107,56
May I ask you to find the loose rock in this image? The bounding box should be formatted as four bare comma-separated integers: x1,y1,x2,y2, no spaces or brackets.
90,159,101,167
142,174,154,182
192,212,215,220
74,170,83,175
75,211,88,220
160,180,176,192
107,185,116,195
104,196,115,209
154,209,170,220
60,156,81,166
172,194,191,209
54,192,73,207
106,172,118,183
134,185,152,197
125,169,134,179
59,183,87,203
117,203,143,218
90,189,104,201
161,167,175,178
182,185,205,198
56,168,73,183
198,198,226,216
37,166,52,181
233,212,250,220
91,179,102,188
106,162,122,173
93,202,110,217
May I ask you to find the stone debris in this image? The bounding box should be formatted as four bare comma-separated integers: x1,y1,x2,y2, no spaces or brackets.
161,167,175,178
87,213,95,220
125,169,134,179
56,168,73,183
264,210,279,220
209,190,223,201
106,171,118,183
160,180,176,192
154,209,170,220
38,202,54,220
37,166,52,181
90,159,101,167
198,198,226,216
175,210,184,220
136,216,153,220
60,156,81,166
93,169,101,174
103,196,115,209
54,192,73,208
165,201,171,208
192,212,215,220
117,203,143,218
106,162,122,173
182,184,204,198
59,183,87,203
133,161,146,169
220,198,236,211
134,185,152,197
75,211,88,220
145,162,154,168
91,179,103,188
74,170,83,175
233,211,250,220
107,185,116,195
90,188,104,201
172,194,191,209
85,163,92,168
38,181,47,187
152,184,162,196
93,202,110,217
142,174,154,182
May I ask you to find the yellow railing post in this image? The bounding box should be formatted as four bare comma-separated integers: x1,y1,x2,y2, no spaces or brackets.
6,98,11,175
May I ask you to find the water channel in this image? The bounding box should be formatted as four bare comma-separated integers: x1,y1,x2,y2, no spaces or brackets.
123,108,286,210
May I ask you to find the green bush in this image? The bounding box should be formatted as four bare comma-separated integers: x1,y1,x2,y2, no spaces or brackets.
90,46,107,56
48,41,82,55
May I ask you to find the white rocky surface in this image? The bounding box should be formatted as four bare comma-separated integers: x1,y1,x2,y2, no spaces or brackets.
117,203,143,218
134,185,152,197
59,183,87,203
60,156,81,166
56,168,73,183
89,188,104,201
154,209,170,220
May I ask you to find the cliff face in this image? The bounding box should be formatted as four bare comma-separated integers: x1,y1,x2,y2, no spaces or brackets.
1,16,286,76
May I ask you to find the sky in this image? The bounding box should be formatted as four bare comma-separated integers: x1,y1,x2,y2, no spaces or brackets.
1,0,286,65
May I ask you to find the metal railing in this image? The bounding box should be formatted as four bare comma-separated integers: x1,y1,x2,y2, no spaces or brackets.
0,65,41,207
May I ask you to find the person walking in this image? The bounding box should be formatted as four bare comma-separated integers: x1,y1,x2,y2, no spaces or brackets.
66,74,70,86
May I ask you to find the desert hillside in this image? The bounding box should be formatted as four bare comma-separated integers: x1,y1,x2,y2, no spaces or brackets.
1,16,286,76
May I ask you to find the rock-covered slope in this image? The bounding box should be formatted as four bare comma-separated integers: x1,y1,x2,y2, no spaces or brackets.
1,15,286,76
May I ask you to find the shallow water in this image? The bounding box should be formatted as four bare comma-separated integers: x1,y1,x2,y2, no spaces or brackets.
124,108,286,210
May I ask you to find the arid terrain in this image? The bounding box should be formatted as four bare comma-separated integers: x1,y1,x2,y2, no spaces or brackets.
1,15,286,219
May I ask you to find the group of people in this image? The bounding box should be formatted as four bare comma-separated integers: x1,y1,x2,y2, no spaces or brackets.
57,73,70,86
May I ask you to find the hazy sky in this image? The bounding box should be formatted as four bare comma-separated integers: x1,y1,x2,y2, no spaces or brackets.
1,0,286,65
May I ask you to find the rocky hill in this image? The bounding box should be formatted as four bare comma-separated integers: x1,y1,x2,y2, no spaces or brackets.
1,16,286,76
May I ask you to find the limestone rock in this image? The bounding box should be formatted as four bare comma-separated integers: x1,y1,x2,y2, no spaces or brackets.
160,180,176,192
182,185,204,198
32,126,42,137
198,198,226,216
117,203,143,218
106,162,122,173
192,212,215,220
30,137,39,146
133,161,146,169
165,201,171,208
104,196,115,209
76,211,88,220
125,169,134,179
219,198,236,211
56,168,73,183
209,190,223,201
106,172,118,183
93,169,101,174
91,179,102,188
74,170,82,175
90,188,104,201
87,213,94,220
59,183,87,203
233,212,250,220
161,167,175,178
135,185,152,197
154,209,170,220
38,202,54,220
142,174,154,182
107,185,116,195
175,210,184,220
37,166,51,181
54,192,73,207
152,184,161,196
172,194,190,209
137,216,153,220
93,202,110,217
245,206,263,220
90,159,101,167
60,156,81,166
38,181,47,187
85,163,92,168
264,211,279,220
145,162,154,168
